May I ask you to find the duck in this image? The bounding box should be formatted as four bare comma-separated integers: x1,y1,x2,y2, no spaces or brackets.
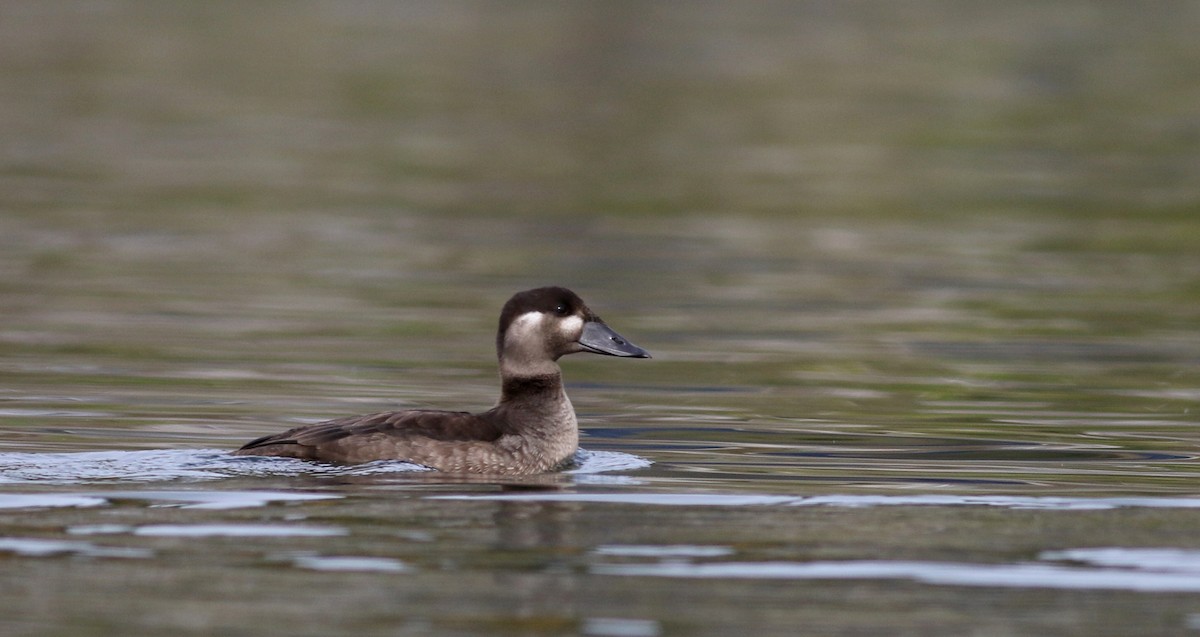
232,286,650,474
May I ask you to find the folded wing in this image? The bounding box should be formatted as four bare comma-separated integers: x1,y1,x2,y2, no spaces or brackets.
234,409,504,463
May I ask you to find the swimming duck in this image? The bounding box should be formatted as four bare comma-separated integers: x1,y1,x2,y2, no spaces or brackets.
232,287,650,474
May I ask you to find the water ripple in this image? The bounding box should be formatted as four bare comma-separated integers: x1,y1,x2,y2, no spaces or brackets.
591,558,1200,593
0,447,648,485
0,448,424,484
432,492,1200,511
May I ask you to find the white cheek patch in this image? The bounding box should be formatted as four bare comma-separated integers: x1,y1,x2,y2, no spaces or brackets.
506,311,546,344
504,312,585,354
558,315,584,340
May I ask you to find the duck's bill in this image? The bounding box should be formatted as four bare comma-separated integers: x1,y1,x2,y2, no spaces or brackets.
579,321,651,358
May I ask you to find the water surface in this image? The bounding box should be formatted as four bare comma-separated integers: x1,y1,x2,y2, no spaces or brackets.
2,3,1200,636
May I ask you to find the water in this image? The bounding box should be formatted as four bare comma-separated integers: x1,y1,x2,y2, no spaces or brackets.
3,2,1200,636
0,448,645,485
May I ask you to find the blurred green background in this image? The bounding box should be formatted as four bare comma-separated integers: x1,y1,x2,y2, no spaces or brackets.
4,1,1197,221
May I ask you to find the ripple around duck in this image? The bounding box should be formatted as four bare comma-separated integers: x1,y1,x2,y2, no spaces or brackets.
0,449,424,484
0,447,650,485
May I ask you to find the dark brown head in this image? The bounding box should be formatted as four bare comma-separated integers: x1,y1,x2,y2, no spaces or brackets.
496,287,649,376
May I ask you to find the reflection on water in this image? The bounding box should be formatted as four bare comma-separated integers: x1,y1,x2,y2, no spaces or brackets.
433,492,1200,511
592,556,1200,593
132,523,345,538
289,554,410,573
0,537,152,559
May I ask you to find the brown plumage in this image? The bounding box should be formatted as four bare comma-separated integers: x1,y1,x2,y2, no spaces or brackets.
232,287,649,474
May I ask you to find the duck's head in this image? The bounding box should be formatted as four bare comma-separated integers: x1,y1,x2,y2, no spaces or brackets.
496,287,650,376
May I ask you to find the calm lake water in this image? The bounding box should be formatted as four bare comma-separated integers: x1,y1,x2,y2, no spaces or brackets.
3,3,1200,636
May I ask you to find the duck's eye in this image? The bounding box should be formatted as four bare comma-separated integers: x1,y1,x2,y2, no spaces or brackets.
553,304,570,316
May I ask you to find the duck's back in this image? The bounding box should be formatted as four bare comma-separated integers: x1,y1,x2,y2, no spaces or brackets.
233,409,506,467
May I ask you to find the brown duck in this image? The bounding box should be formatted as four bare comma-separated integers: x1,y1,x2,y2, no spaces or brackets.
232,287,650,474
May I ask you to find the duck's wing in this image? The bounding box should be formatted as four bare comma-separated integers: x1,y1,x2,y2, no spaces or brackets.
233,409,503,463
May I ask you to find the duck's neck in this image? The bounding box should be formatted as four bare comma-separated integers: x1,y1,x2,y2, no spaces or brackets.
492,369,578,469
499,371,565,404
